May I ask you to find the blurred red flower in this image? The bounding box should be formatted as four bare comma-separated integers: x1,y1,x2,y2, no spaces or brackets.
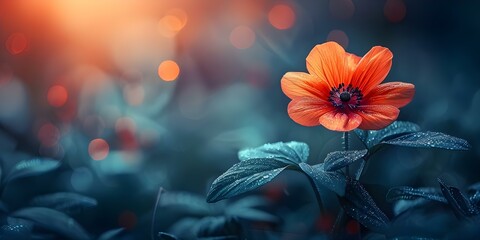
281,41,414,131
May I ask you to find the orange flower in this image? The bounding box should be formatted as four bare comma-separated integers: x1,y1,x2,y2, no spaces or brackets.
281,42,414,131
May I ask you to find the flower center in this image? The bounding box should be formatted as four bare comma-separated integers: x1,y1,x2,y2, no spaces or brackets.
340,92,351,102
328,83,363,109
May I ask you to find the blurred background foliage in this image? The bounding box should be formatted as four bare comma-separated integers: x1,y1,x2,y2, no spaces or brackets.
0,0,479,239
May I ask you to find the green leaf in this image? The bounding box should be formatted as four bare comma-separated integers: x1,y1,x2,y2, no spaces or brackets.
11,207,90,240
206,158,288,202
238,141,309,165
355,121,420,148
323,149,368,171
382,132,470,150
299,163,346,196
4,158,61,184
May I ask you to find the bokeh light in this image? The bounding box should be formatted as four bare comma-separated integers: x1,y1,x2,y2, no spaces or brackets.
118,210,137,230
268,4,296,30
384,0,406,23
47,85,69,107
88,138,110,160
158,60,180,81
326,29,349,48
230,26,256,49
70,167,94,192
158,8,188,38
38,123,60,147
5,32,28,55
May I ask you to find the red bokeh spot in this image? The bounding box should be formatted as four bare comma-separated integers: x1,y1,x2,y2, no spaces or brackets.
6,33,28,55
38,123,60,147
384,0,406,23
115,118,138,151
268,4,296,30
118,210,137,230
346,219,360,235
327,29,349,48
316,214,334,232
264,183,285,201
47,85,69,107
88,138,109,160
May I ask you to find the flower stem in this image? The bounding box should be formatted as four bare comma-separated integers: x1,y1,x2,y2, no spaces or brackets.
343,132,350,176
305,173,326,214
333,131,353,237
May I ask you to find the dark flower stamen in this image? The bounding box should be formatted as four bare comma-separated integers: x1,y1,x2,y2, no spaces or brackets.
328,83,363,109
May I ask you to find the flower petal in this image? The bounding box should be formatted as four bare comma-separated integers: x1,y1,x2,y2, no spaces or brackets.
318,111,362,132
345,53,361,72
281,72,330,100
364,82,415,108
356,105,399,130
351,46,393,95
288,97,333,127
306,42,350,88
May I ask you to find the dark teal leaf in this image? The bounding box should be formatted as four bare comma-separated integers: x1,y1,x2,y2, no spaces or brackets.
4,158,61,183
323,149,368,171
98,228,125,240
341,179,390,233
158,232,178,240
225,197,278,222
226,207,277,223
392,199,430,216
299,163,346,196
355,121,420,148
198,237,239,240
11,207,90,240
386,187,447,203
438,178,480,218
159,191,215,215
206,158,288,202
238,141,309,165
382,132,470,150
0,224,32,239
29,192,97,214
467,183,480,204
196,216,241,238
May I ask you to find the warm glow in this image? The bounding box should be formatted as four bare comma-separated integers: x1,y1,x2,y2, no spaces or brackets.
268,4,296,30
158,60,180,81
158,8,188,38
88,138,109,160
47,85,68,107
230,26,256,49
384,0,406,23
6,33,28,55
